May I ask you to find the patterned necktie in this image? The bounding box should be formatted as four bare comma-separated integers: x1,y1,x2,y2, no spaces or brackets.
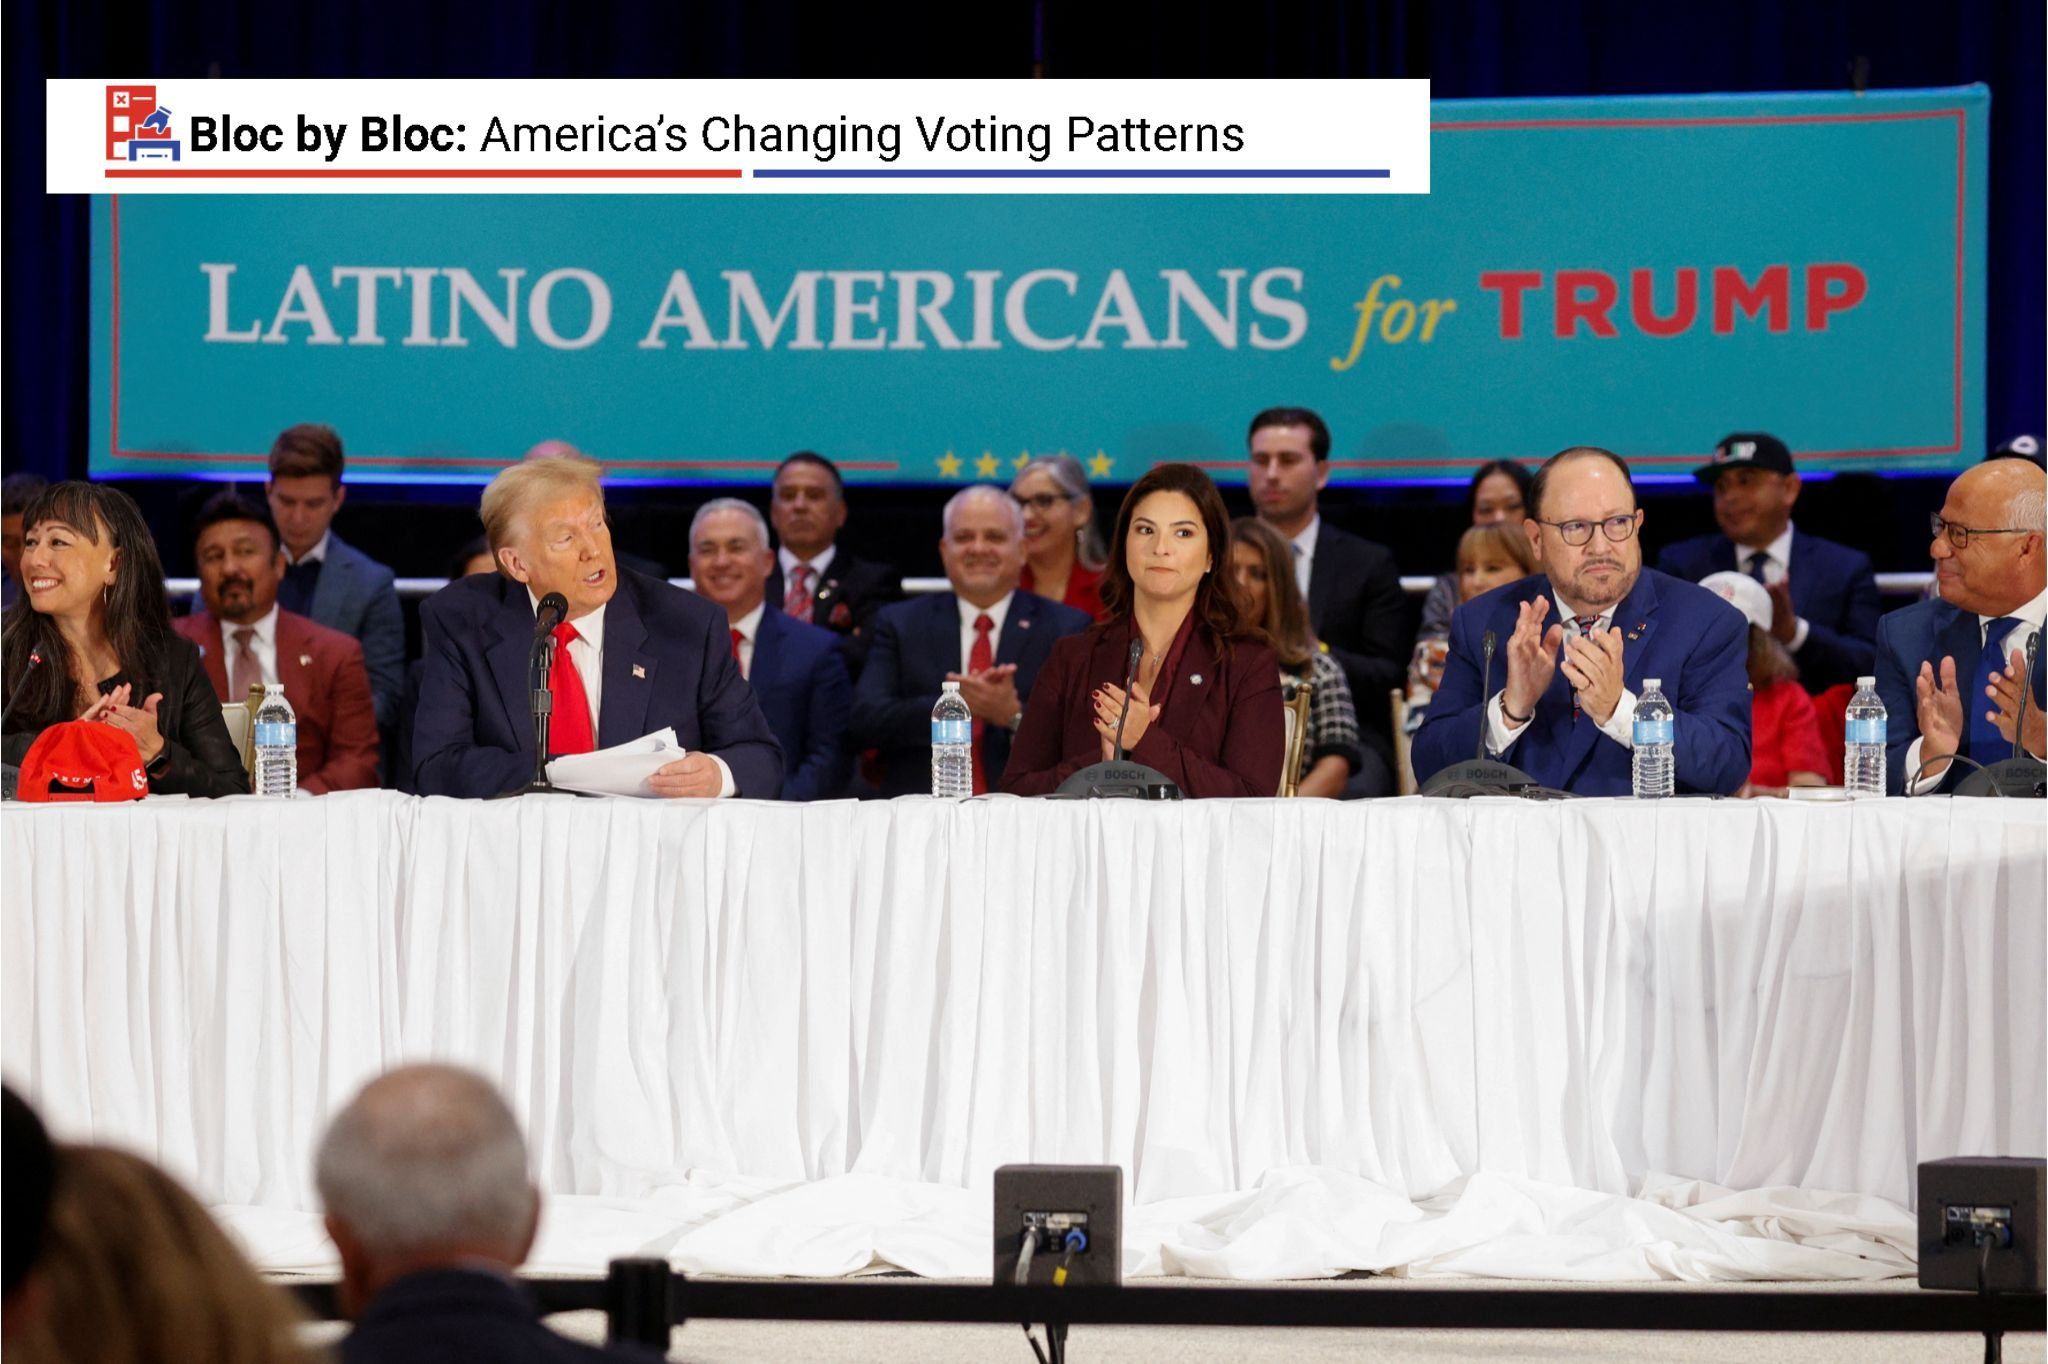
549,621,596,756
1571,616,1601,720
1745,552,1770,584
1969,618,2024,764
279,558,322,616
230,626,262,701
784,564,814,623
969,613,994,794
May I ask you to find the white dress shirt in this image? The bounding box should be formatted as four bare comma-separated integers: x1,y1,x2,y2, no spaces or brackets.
529,591,736,798
778,544,838,598
1736,522,1810,652
1288,514,1321,601
956,592,1013,673
222,603,281,688
1903,585,2047,793
730,601,765,681
1485,593,1639,755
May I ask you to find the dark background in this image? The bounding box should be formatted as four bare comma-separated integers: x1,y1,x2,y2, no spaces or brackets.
5,0,2042,604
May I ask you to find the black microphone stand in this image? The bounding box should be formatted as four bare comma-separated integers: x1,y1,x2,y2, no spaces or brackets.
491,620,568,799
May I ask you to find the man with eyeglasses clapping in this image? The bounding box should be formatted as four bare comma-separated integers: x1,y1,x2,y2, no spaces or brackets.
1875,459,2046,794
1411,446,1753,796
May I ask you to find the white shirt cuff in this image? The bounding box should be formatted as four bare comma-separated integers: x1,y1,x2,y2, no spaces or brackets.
1903,736,1948,795
1790,617,1811,652
710,753,737,799
1485,693,1527,755
1596,687,1638,749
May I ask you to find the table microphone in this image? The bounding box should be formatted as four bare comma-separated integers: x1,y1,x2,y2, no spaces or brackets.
495,593,572,798
532,592,568,640
1112,638,1142,762
1418,626,1543,798
0,647,45,735
1474,630,1496,764
1954,629,2046,798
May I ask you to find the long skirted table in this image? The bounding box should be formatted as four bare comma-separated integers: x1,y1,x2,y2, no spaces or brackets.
3,792,2041,1280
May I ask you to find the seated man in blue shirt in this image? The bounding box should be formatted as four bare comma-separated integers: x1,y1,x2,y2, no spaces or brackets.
1413,446,1752,796
1656,432,1881,693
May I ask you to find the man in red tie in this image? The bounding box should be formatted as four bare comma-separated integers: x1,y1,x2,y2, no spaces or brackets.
411,456,783,799
173,491,380,793
850,486,1092,797
764,452,904,679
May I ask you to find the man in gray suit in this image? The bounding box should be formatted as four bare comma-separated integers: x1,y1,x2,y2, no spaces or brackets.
267,423,405,729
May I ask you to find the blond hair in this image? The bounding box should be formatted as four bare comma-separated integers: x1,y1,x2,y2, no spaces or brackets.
479,454,605,554
15,1145,318,1364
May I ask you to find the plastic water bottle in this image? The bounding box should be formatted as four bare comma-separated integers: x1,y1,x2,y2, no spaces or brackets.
1843,675,1887,797
253,683,298,797
1630,678,1675,799
930,681,973,798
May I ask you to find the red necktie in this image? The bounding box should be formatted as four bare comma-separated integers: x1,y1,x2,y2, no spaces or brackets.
731,627,745,677
549,621,596,756
785,564,814,623
969,613,993,794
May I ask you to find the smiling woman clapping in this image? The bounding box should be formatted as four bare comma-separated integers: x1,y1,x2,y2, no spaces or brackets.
1001,463,1285,799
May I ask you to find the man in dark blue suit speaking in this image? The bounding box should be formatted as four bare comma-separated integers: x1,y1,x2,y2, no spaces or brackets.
1413,446,1752,796
413,455,782,799
1655,433,1881,692
853,486,1092,796
688,497,853,801
1876,458,2045,793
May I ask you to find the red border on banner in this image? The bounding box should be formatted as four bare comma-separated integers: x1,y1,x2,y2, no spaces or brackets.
105,106,1970,476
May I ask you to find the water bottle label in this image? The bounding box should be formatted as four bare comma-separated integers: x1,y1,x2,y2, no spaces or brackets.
1844,718,1885,745
254,722,297,747
930,719,971,745
1632,718,1674,746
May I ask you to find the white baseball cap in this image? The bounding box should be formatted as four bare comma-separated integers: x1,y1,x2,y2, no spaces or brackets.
1699,571,1771,632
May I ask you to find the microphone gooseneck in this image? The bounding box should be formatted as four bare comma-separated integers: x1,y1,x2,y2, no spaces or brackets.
1112,638,1143,763
2014,630,2041,763
1476,630,1498,764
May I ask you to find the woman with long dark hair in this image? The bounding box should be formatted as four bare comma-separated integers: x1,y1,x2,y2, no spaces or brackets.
2,482,246,796
1228,518,1363,797
1002,463,1284,798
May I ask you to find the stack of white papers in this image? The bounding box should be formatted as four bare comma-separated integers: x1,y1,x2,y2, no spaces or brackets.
545,728,687,798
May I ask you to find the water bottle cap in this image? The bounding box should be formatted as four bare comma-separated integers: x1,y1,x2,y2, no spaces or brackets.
1643,678,1661,690
1857,676,1876,688
941,680,960,692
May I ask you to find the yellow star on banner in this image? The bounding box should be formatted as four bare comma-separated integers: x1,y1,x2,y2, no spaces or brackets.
976,451,1001,478
937,450,963,478
1089,449,1114,478
1011,451,1031,472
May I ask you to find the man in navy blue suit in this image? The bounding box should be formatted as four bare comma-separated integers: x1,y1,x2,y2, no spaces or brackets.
1413,446,1752,796
853,486,1092,797
266,423,407,729
1876,459,2045,793
412,456,781,799
688,497,852,801
1655,433,1881,692
318,1064,656,1363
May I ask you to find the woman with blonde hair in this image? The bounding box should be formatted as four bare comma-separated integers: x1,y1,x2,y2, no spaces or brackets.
1227,518,1364,797
1010,453,1108,619
14,1145,320,1364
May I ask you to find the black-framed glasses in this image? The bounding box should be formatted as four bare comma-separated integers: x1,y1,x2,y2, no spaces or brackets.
1011,492,1069,514
1534,512,1641,547
1930,513,2032,550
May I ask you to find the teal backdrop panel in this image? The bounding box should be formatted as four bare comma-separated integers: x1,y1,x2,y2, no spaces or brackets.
90,86,1986,486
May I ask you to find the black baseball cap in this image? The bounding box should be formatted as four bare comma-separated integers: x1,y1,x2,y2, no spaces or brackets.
1989,434,2043,467
1694,432,1795,484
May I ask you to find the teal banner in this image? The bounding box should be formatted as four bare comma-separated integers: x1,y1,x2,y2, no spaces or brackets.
90,87,1986,486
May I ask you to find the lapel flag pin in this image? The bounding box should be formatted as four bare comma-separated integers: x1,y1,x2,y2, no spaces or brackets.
298,654,313,667
1018,617,1031,629
632,664,646,679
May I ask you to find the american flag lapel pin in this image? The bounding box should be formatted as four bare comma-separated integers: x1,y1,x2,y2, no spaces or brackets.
632,664,646,679
298,653,313,667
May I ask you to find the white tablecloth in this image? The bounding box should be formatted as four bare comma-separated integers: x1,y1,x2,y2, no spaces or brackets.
4,793,2041,1280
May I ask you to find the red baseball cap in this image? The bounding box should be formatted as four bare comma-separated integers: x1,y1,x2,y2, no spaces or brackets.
17,722,149,803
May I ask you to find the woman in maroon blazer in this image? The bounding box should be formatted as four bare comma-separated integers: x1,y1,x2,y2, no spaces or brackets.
1002,463,1285,799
